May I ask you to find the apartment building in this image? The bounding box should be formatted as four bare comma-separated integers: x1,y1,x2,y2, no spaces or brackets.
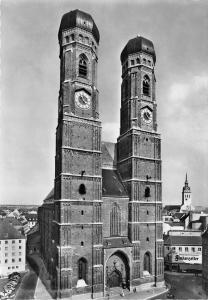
0,219,26,277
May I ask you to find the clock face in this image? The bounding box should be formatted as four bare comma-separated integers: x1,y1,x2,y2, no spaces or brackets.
141,107,153,124
75,91,91,110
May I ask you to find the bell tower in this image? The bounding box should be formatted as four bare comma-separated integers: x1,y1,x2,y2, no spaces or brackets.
117,36,164,285
53,10,103,298
181,173,192,211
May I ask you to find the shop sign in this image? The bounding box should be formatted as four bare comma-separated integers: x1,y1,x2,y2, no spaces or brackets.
172,254,202,264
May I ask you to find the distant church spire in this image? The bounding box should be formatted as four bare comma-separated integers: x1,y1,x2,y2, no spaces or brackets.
181,172,192,212
183,173,191,192
185,173,188,185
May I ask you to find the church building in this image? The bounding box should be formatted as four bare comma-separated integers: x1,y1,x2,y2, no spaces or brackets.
38,9,164,299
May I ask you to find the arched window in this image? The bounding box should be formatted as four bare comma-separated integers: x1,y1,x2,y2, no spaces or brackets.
79,54,88,78
110,203,121,236
136,58,140,64
79,34,83,42
143,75,150,96
143,252,151,273
65,36,69,43
79,184,86,195
70,34,74,41
78,258,87,282
145,187,150,198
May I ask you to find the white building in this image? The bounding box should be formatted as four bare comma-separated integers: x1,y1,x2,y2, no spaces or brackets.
0,219,26,277
164,230,202,272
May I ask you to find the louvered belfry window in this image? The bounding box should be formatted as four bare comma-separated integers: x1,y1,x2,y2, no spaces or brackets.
143,75,150,96
79,55,88,77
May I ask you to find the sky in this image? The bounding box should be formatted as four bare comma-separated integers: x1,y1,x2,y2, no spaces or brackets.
1,0,208,207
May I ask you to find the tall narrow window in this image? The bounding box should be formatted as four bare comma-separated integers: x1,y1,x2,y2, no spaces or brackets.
79,54,88,78
143,75,150,96
145,187,150,198
79,184,86,195
78,258,87,282
110,203,121,236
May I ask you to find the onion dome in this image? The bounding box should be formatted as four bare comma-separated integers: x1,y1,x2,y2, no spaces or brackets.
120,36,156,64
58,9,100,44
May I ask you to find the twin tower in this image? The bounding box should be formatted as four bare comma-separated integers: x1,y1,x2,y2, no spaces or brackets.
38,9,164,299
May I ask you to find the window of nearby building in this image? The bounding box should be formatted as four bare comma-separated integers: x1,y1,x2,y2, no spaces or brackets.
5,241,8,244
19,246,21,249
19,252,22,256
16,266,19,269
146,237,149,242
167,247,169,250
81,242,84,246
172,247,175,250
5,253,8,257
19,240,22,243
12,259,15,262
185,247,188,252
131,60,135,65
19,258,21,262
5,259,8,263
198,247,201,251
8,267,10,269
12,240,15,244
179,247,182,252
192,247,195,252
5,247,8,251
81,210,84,215
12,266,15,269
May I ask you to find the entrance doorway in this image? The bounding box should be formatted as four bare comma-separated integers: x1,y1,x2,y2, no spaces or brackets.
106,251,130,290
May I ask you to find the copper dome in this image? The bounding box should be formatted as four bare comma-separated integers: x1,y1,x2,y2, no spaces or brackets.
120,36,156,64
58,9,100,44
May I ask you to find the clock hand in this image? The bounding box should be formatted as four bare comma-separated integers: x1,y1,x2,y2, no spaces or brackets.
80,95,87,104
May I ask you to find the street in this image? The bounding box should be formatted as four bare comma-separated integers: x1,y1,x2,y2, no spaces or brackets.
164,271,207,299
15,265,38,300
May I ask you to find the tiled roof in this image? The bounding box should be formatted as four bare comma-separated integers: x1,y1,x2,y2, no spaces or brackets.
103,237,132,248
163,205,181,212
102,142,117,168
164,235,202,246
102,169,128,197
43,188,54,202
24,213,38,220
0,219,25,240
202,228,208,238
6,217,22,226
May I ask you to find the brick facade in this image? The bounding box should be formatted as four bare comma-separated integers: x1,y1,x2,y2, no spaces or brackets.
38,9,164,299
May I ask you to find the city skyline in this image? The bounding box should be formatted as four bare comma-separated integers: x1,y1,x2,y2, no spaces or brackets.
1,0,208,207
